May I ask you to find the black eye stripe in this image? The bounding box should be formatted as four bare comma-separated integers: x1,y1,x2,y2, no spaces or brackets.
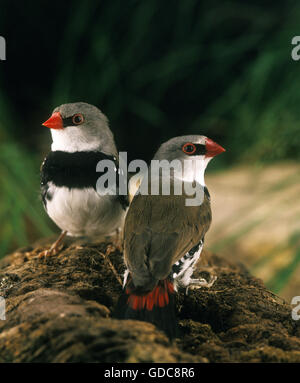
62,115,84,127
62,116,74,127
194,144,206,155
183,143,206,155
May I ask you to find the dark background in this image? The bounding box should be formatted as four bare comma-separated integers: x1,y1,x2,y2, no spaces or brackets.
0,0,299,295
1,0,300,163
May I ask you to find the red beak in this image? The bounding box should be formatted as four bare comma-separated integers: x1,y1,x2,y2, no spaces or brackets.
42,112,63,130
205,137,226,157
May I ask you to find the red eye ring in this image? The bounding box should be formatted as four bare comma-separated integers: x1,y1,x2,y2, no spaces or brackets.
182,142,196,155
72,113,84,125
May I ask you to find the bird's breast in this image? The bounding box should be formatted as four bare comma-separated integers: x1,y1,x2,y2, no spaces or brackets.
44,183,126,237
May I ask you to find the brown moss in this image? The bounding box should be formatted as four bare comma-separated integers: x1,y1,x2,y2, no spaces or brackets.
0,239,299,362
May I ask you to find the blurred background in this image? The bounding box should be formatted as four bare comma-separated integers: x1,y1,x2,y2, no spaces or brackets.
0,0,299,300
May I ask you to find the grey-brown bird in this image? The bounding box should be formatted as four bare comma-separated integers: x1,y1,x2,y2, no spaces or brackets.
114,135,225,337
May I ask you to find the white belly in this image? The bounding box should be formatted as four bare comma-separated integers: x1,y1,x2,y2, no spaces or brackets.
45,183,126,237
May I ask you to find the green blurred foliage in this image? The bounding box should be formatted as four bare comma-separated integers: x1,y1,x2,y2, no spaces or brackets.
48,0,300,164
1,0,300,163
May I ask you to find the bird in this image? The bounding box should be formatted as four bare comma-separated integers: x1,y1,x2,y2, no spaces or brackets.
114,135,225,338
39,102,128,257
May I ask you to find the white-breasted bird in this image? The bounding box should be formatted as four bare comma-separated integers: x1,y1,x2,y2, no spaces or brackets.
114,135,225,338
40,102,128,257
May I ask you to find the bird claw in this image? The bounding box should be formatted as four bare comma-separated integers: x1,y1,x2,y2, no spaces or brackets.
105,244,116,256
105,239,123,256
38,230,67,260
185,274,217,295
38,244,63,259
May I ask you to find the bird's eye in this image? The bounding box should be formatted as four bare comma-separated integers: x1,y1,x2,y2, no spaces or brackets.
182,142,196,155
72,113,84,125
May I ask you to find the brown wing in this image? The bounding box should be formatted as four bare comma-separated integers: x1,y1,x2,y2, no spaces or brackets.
124,181,211,290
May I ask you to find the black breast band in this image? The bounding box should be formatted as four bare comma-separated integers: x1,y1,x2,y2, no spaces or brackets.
41,151,129,209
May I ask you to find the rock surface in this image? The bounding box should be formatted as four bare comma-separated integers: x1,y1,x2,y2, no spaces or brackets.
0,238,299,363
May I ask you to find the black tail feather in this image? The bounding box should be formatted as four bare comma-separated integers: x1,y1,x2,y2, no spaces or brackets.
113,279,178,339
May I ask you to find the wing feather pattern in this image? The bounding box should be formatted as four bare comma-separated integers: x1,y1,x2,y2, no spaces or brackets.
124,178,211,290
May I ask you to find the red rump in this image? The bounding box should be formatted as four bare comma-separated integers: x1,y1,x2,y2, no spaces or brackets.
126,280,174,311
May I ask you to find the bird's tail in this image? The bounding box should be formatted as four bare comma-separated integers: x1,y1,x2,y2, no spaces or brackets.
114,279,178,339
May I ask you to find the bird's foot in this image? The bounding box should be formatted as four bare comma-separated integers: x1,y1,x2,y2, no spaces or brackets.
105,244,117,256
185,274,217,295
38,231,67,259
105,242,123,256
105,233,123,256
38,244,63,259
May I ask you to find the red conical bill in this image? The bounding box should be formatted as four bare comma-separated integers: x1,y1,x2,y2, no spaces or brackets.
42,112,63,130
205,137,226,157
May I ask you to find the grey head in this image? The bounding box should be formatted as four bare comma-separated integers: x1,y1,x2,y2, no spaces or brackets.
43,102,118,156
152,135,225,182
153,135,225,161
153,135,208,162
